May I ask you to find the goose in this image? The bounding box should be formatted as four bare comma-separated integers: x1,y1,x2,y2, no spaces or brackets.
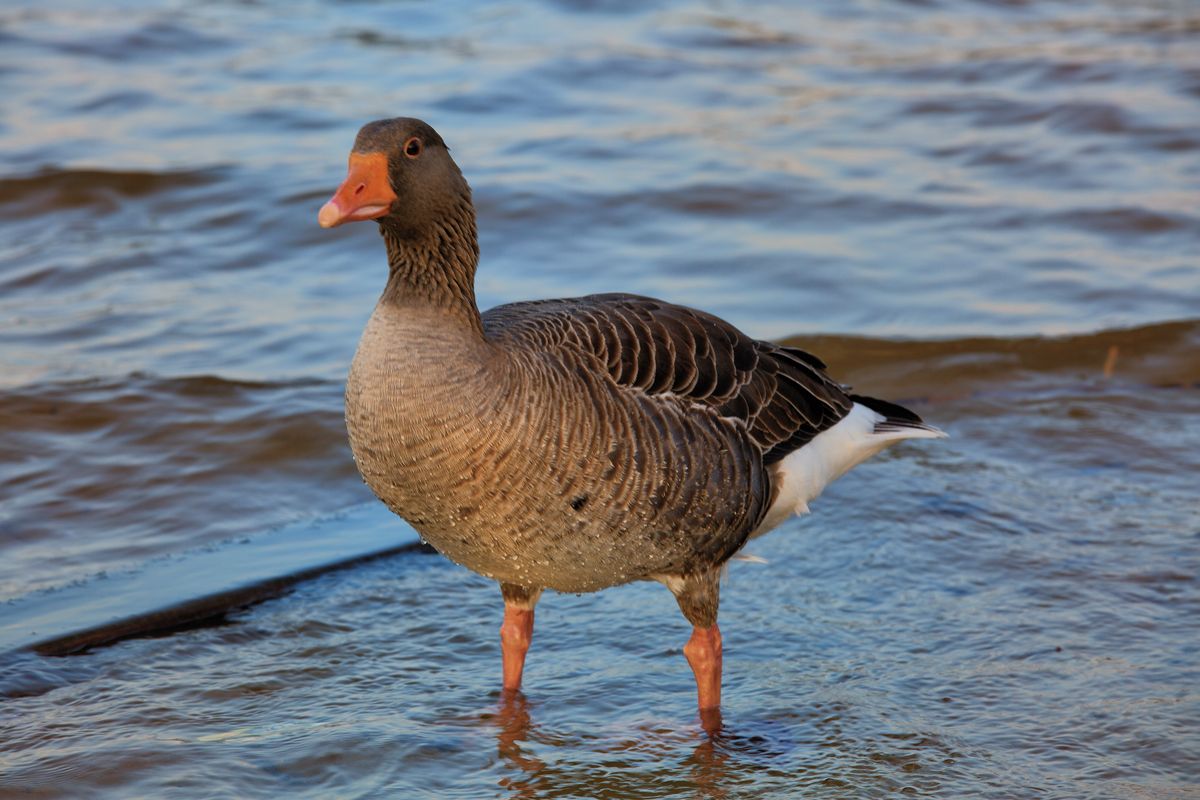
318,117,945,717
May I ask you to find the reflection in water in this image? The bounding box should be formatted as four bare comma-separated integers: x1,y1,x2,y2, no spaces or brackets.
489,691,737,799
689,715,804,800
686,716,730,800
488,693,803,799
492,691,546,798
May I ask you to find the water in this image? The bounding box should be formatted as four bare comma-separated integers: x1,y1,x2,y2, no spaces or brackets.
1,0,1198,797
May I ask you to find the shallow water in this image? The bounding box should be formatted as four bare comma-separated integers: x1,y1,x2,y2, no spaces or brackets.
1,0,1198,797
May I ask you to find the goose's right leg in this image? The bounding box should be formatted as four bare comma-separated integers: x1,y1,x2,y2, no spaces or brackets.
665,569,723,712
499,583,543,693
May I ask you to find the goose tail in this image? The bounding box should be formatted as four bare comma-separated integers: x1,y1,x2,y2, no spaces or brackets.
849,394,948,440
747,397,946,540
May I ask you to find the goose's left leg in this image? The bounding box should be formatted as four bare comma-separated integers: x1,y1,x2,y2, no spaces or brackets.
666,569,723,711
499,583,543,692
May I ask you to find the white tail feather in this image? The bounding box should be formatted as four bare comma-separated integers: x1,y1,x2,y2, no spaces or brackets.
747,403,946,540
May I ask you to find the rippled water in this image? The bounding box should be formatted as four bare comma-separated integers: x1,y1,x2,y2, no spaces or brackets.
1,0,1198,797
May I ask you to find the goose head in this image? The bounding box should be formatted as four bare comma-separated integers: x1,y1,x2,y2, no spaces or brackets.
318,117,471,240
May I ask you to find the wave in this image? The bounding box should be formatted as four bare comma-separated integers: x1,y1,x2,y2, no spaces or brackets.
0,374,370,601
784,318,1200,399
0,168,225,218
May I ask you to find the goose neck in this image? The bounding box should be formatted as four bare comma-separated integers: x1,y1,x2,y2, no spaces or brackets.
379,221,485,340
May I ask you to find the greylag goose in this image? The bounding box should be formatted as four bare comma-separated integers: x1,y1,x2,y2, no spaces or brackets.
319,117,945,715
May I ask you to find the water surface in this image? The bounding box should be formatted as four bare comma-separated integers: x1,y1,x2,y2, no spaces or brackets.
1,0,1198,797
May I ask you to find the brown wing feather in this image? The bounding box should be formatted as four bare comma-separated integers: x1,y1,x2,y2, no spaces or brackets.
484,293,854,463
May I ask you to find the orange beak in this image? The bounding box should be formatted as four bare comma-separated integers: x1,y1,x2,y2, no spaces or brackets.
318,152,398,228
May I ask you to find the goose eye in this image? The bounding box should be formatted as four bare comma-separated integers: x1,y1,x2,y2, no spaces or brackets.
405,138,422,158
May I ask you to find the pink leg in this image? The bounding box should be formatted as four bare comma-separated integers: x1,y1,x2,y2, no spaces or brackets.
683,623,723,710
500,603,535,691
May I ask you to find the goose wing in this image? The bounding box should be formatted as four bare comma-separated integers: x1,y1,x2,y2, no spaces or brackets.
483,293,855,463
